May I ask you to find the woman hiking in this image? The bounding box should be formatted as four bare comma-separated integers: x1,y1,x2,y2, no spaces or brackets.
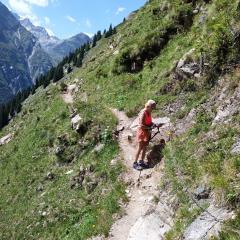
133,100,159,171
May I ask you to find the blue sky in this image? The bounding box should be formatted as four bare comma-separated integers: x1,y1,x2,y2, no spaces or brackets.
1,0,146,39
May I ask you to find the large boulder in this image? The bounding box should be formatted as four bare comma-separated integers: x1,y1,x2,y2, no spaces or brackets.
68,84,78,94
45,172,55,181
92,143,105,153
194,185,211,200
183,205,234,240
231,137,240,155
71,114,82,131
0,134,12,146
55,146,64,156
213,87,240,124
127,195,173,240
175,108,196,135
175,48,201,79
127,212,171,240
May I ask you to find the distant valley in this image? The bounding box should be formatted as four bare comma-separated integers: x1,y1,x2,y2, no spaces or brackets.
0,1,90,103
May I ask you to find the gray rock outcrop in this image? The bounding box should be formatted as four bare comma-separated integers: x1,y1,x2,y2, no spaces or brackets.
183,205,234,240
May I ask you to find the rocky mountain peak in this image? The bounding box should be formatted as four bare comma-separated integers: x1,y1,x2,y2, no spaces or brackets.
19,17,90,63
20,17,61,45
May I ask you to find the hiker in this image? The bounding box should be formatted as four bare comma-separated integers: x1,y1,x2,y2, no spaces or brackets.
133,100,158,170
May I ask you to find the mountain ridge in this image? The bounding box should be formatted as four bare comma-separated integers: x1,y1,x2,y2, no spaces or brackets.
0,2,91,104
0,1,52,103
20,17,91,64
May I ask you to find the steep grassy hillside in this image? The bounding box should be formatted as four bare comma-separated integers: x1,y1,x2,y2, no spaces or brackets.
1,0,240,239
0,84,125,239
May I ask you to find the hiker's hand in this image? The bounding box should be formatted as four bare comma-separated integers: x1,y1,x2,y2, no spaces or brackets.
157,123,164,128
151,123,157,129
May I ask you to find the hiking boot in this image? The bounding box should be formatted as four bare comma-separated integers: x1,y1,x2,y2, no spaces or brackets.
139,160,149,169
133,162,143,171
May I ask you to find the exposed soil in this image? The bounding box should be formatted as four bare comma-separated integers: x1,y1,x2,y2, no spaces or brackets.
108,109,170,240
61,85,75,104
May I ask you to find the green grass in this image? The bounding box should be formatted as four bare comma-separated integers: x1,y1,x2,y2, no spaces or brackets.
163,107,240,239
216,212,240,240
0,85,125,239
165,203,204,240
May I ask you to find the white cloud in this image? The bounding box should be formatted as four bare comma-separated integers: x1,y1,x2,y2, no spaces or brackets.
9,0,50,10
44,16,50,25
66,15,76,23
24,0,49,7
9,0,41,25
83,32,94,38
45,27,55,36
9,0,32,15
116,7,125,15
85,19,92,28
8,0,53,26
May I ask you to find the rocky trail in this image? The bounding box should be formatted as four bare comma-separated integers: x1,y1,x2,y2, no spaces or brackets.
61,84,174,240
107,109,174,240
61,83,77,104
61,83,235,240
106,109,235,240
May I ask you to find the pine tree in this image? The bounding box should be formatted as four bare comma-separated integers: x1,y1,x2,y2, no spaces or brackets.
72,54,78,66
105,24,113,38
38,74,44,86
53,65,64,82
79,46,85,59
85,42,90,51
62,56,68,65
67,65,72,73
0,104,4,129
92,34,97,47
35,77,41,89
31,86,36,95
2,103,10,126
15,91,22,113
96,30,102,41
68,52,74,63
109,24,113,35
9,98,15,117
76,55,83,67
42,75,49,88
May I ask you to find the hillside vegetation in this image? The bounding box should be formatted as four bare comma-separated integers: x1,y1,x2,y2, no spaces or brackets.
1,0,240,239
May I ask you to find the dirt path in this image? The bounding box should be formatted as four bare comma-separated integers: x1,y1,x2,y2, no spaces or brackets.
60,84,172,239
108,109,171,240
62,91,73,104
61,84,76,104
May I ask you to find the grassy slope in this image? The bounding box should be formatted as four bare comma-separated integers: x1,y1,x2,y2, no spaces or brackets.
0,0,240,239
0,86,125,240
73,0,240,238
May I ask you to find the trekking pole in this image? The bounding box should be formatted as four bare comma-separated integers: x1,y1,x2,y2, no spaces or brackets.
137,170,142,186
168,121,172,141
150,126,160,141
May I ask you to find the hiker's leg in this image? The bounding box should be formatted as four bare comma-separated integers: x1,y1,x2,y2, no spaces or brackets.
141,142,148,161
135,142,144,162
